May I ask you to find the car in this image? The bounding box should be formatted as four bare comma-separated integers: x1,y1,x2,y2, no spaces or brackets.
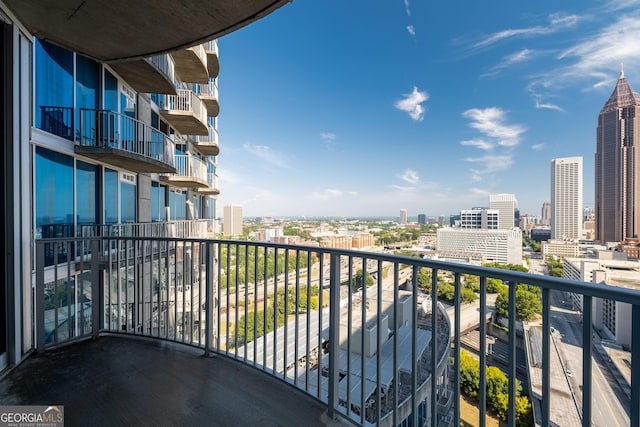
565,370,573,378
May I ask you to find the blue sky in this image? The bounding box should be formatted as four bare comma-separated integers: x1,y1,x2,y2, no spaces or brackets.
216,0,640,218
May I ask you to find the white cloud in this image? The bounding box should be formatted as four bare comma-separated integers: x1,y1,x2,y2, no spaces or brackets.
534,99,564,112
460,139,494,151
531,144,545,151
462,108,525,147
309,189,357,201
394,86,429,121
473,13,580,49
320,132,336,141
464,155,514,177
399,169,419,184
406,25,416,38
403,0,411,16
243,143,288,168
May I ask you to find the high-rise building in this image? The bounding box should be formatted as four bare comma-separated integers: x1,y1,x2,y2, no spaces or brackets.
460,208,498,229
417,214,426,225
489,194,517,230
436,228,523,265
541,201,551,226
551,157,583,240
224,204,243,236
596,66,640,243
399,209,408,224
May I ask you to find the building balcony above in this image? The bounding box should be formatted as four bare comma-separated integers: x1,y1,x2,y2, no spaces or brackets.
109,55,177,95
197,172,220,195
75,109,176,173
160,153,208,188
159,90,209,136
172,44,209,84
5,1,291,61
192,126,220,156
204,40,220,78
193,82,220,117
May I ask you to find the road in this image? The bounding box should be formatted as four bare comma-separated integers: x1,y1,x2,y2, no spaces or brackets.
528,254,629,426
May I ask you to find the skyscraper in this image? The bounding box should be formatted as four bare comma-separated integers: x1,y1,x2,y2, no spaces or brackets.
541,201,551,226
489,194,517,230
551,157,583,240
399,209,408,224
224,204,244,236
595,66,640,243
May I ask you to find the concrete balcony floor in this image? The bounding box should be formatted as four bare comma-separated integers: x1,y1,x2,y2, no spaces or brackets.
0,335,340,427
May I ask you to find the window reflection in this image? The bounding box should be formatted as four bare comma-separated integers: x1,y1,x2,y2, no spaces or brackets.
104,168,118,224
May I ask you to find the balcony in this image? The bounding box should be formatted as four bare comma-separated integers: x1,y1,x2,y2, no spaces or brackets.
197,172,220,195
8,237,638,426
194,81,220,117
160,153,208,188
204,40,220,78
75,109,176,173
193,125,220,156
159,90,209,136
109,55,177,95
172,44,209,84
4,1,291,61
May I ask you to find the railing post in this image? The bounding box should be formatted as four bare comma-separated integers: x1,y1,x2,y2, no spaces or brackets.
542,288,551,427
327,252,341,419
632,305,640,427
35,240,45,352
91,238,100,339
205,241,214,356
582,295,592,426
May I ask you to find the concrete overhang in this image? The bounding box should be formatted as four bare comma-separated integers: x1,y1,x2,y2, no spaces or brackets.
5,0,291,62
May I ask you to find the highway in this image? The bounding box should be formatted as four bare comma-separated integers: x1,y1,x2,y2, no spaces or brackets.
528,254,629,426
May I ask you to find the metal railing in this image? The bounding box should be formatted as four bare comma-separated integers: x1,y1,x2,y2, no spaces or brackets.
168,154,208,183
160,89,207,125
79,220,210,239
149,54,176,85
189,44,207,69
206,172,218,191
33,237,640,427
192,80,218,99
194,125,219,146
39,106,74,141
78,109,175,167
204,40,218,56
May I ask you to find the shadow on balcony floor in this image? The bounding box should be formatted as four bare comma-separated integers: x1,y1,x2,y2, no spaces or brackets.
0,335,339,427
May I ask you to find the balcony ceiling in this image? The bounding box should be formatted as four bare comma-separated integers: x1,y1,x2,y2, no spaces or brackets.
5,0,291,62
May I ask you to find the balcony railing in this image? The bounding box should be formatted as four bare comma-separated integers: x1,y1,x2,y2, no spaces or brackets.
197,172,220,195
76,109,176,173
204,40,220,78
32,237,640,427
192,81,219,117
159,90,208,135
79,220,211,239
109,55,177,95
192,125,220,156
161,153,208,188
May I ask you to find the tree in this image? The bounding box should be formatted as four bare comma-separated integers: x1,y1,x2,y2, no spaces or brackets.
495,284,541,321
346,268,374,293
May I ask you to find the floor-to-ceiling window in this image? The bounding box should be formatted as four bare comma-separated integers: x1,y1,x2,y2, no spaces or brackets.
76,161,99,234
151,182,167,222
75,55,99,141
170,189,186,220
0,17,9,370
120,173,136,223
35,147,74,265
104,168,118,224
35,39,73,140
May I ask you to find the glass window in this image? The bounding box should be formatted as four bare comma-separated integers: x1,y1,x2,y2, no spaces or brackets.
121,179,136,223
75,55,100,137
104,71,118,112
76,161,99,228
36,147,74,265
35,39,73,140
104,168,118,224
151,182,167,221
169,189,186,220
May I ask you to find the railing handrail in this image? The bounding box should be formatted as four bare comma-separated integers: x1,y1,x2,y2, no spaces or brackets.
148,54,176,85
78,108,175,166
172,153,208,182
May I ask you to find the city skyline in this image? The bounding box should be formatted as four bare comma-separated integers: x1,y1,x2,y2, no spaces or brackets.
216,0,640,217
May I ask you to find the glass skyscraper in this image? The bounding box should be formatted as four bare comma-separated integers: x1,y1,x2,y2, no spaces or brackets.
595,67,640,243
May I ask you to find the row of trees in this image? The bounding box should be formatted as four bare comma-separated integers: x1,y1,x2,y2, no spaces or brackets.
219,245,316,289
459,350,533,426
234,285,323,345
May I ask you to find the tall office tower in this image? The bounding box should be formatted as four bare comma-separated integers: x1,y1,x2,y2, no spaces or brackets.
417,214,426,225
399,209,408,224
541,202,551,226
489,194,517,230
551,157,583,240
596,66,640,243
224,204,243,236
460,208,499,229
